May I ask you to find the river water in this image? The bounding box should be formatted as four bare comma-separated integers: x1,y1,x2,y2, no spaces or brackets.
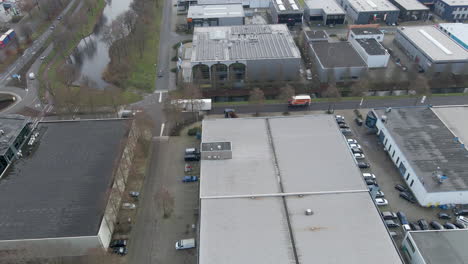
72,0,133,89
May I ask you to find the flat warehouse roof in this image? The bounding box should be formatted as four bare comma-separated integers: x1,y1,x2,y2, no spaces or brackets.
357,38,387,55
439,0,468,5
305,0,346,15
187,4,245,19
191,24,301,62
409,230,468,264
351,27,383,35
392,0,429,10
397,26,468,62
311,42,367,68
272,0,303,13
0,120,129,240
439,23,468,45
288,193,402,264
345,0,399,12
374,107,468,192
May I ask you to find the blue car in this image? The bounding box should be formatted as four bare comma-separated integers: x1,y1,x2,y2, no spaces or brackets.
183,176,198,182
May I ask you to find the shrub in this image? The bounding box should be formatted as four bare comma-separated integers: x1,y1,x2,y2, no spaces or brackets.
187,127,201,136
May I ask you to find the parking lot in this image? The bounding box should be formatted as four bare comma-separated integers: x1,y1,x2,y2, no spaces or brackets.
128,132,200,264
335,109,460,261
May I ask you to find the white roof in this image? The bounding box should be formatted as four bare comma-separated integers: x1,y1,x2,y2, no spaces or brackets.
392,0,429,10
432,106,468,150
345,0,399,12
439,23,468,46
187,4,245,19
293,95,311,100
398,26,468,62
439,0,468,5
200,115,403,264
304,0,346,15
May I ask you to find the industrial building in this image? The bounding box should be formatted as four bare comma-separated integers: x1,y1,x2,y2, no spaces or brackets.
199,115,403,264
339,0,400,24
304,0,346,25
368,106,468,206
187,4,245,28
438,23,468,49
389,0,429,20
0,116,32,176
269,0,303,26
190,24,301,86
349,28,390,68
0,118,138,258
197,0,270,7
434,0,468,22
394,25,468,73
402,230,468,264
308,41,367,82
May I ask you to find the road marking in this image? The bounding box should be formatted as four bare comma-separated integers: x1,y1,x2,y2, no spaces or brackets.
160,123,165,137
159,92,163,103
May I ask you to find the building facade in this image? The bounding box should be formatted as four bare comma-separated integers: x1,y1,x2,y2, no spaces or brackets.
187,4,245,29
0,116,32,177
304,0,346,25
350,38,390,68
269,0,303,26
434,0,468,22
438,23,468,49
339,0,400,24
390,0,429,20
394,26,468,73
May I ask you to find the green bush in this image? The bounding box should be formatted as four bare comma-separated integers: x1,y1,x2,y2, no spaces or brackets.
170,67,177,73
171,56,178,61
187,127,201,136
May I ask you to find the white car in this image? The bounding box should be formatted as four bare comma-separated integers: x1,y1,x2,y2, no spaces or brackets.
375,198,389,206
122,203,136,209
362,173,376,180
349,143,362,149
347,139,358,144
354,153,365,159
402,224,411,232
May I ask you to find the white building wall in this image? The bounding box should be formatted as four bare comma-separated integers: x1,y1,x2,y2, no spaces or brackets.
349,31,384,42
350,37,389,68
375,111,468,206
401,233,426,264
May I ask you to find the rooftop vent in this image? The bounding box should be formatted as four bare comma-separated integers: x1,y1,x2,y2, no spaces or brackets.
305,209,313,215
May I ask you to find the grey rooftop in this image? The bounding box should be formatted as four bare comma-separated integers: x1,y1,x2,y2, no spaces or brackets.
392,0,429,10
351,27,383,35
311,41,367,68
357,38,387,55
271,0,303,13
187,4,245,19
374,107,468,193
345,0,399,12
191,24,301,62
409,230,468,264
0,120,130,240
304,0,346,14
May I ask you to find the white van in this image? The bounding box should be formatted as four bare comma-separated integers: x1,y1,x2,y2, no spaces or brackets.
175,238,195,250
306,69,312,80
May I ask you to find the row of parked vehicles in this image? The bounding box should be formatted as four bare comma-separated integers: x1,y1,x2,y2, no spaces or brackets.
183,148,200,182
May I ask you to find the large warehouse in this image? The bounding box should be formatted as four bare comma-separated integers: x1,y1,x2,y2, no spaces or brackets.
434,0,468,22
269,0,303,26
308,41,367,82
438,23,468,49
389,0,429,21
190,24,301,85
394,25,468,73
303,0,346,25
187,4,245,28
199,115,404,264
368,106,468,206
0,118,138,258
402,230,468,264
339,0,400,24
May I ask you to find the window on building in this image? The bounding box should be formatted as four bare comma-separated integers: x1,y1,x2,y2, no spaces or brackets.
406,173,410,181
406,237,416,253
410,179,414,187
396,157,400,164
384,138,388,145
392,150,396,158
388,145,392,152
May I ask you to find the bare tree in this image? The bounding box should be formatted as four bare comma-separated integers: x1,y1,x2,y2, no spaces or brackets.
322,83,341,114
18,0,35,17
18,23,33,43
278,84,295,103
249,87,265,116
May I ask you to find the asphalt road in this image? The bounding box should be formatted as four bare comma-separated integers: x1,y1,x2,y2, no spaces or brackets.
210,95,468,115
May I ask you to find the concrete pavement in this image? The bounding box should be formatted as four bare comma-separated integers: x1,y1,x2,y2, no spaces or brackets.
210,95,468,115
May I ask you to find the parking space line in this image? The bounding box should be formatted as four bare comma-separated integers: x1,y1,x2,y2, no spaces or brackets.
160,123,165,137
159,92,162,103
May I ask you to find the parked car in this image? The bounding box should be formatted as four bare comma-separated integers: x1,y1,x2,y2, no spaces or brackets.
365,179,376,185
454,208,468,216
158,70,164,77
335,115,345,122
354,117,363,126
385,220,400,228
122,203,136,209
444,222,457,230
438,212,452,220
184,163,193,172
113,247,128,256
129,191,140,198
410,222,421,231
349,143,362,149
182,176,198,182
418,219,429,230
40,56,46,60
339,123,349,129
430,221,444,230
395,184,408,192
399,192,416,203
353,153,365,159
341,128,352,135
357,162,370,168
184,154,200,162
402,224,411,232
375,198,388,206
362,173,376,180
456,216,468,226
397,211,409,225
382,211,397,220
347,139,358,144
185,148,200,155
376,190,385,198
351,147,363,154
389,231,398,237
110,240,128,248
57,16,62,20
453,221,466,229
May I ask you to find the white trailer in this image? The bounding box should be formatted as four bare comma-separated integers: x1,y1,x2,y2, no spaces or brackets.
171,99,212,112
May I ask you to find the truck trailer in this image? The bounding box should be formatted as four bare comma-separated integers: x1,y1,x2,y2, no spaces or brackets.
171,99,212,112
288,95,311,107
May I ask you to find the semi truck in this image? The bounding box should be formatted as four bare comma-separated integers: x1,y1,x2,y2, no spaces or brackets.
171,99,212,112
175,238,196,250
288,95,311,107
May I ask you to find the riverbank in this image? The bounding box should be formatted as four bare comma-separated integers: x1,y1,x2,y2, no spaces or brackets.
103,0,164,92
38,0,142,110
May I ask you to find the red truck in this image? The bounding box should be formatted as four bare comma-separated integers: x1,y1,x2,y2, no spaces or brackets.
288,95,311,107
